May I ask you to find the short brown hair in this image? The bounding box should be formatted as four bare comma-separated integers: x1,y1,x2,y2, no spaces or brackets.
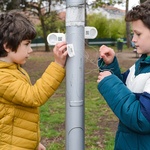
125,0,150,30
0,11,36,57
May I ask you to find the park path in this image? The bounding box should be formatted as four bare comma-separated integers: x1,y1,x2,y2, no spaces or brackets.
116,50,139,70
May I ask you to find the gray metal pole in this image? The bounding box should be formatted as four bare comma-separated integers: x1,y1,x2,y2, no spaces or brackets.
65,0,85,150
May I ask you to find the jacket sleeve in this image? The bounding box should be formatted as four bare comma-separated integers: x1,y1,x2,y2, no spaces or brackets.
139,78,150,123
0,62,65,107
98,57,123,80
97,74,150,133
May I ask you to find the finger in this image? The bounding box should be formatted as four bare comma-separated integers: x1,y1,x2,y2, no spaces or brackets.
63,50,68,56
56,41,67,47
54,42,66,53
59,45,67,53
97,75,101,80
99,45,106,51
97,79,101,83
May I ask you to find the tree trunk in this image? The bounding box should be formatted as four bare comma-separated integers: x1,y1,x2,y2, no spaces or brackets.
140,0,147,3
40,16,50,52
125,0,131,48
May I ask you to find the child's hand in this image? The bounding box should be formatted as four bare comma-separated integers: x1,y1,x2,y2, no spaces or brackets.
99,45,115,65
53,42,68,67
37,143,46,150
97,71,112,83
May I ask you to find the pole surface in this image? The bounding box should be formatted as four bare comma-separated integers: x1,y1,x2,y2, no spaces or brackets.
65,0,85,150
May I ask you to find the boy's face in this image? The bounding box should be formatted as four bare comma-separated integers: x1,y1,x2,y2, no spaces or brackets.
6,40,33,64
132,20,150,55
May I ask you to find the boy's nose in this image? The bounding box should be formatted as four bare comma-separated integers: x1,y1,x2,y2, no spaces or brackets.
28,47,33,53
132,35,137,43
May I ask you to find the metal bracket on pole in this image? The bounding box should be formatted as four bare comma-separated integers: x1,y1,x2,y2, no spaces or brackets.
47,26,98,46
47,27,97,58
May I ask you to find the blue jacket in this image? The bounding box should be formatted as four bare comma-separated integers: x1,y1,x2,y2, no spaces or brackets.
97,54,150,150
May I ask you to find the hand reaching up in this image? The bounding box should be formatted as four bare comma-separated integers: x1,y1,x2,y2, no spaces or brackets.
99,45,115,65
53,42,68,67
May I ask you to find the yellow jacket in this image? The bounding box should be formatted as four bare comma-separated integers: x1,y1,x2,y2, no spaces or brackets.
0,61,65,150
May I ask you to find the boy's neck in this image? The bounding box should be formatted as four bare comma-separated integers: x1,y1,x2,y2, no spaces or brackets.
0,57,11,63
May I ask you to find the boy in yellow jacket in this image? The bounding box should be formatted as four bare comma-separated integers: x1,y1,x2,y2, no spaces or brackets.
0,11,68,150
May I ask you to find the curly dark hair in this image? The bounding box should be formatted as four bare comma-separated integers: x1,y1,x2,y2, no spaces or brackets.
125,0,150,30
0,11,36,57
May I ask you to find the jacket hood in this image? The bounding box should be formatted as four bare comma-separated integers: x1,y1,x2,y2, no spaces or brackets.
0,61,19,69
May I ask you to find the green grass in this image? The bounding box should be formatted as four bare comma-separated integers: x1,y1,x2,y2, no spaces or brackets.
24,48,119,150
39,76,117,149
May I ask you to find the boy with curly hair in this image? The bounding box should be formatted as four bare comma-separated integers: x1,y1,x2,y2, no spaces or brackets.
97,1,150,149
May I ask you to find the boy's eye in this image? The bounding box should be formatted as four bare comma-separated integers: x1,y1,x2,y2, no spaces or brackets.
24,40,31,45
134,32,141,36
25,42,31,46
24,43,27,45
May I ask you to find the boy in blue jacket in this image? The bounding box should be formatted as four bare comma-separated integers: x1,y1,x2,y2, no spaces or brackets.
97,1,150,149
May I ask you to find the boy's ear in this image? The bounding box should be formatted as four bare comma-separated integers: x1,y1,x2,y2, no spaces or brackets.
3,43,11,53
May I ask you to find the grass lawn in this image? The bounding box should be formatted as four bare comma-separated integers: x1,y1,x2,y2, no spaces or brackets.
23,45,136,150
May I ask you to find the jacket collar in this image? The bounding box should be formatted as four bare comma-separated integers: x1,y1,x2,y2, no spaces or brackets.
0,61,20,70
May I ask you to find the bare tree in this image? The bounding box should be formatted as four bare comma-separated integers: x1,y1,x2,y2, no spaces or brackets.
125,0,131,48
140,0,147,3
24,0,64,51
0,0,65,52
26,0,50,51
126,0,145,48
91,0,125,7
0,0,21,11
